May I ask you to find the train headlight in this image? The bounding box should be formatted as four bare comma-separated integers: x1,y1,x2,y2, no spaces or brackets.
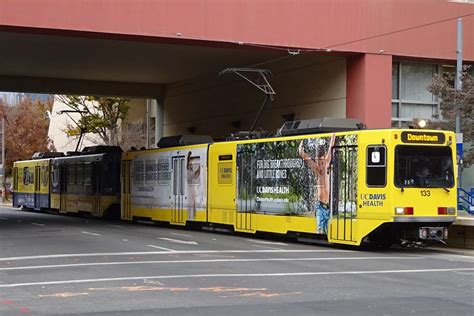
395,207,405,215
395,207,414,215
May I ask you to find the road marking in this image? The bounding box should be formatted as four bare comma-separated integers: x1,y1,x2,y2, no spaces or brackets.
81,231,102,236
246,239,288,246
170,232,193,238
1,267,473,288
0,249,350,262
159,237,198,245
0,256,423,272
108,225,125,228
252,245,284,251
147,245,175,252
31,223,46,227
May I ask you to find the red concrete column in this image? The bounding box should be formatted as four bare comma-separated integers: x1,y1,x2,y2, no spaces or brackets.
346,54,392,128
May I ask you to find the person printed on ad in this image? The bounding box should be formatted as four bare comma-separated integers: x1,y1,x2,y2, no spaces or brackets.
298,134,336,234
186,151,201,220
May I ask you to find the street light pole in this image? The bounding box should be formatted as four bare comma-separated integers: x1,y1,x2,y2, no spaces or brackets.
455,18,463,187
455,18,463,132
1,117,5,203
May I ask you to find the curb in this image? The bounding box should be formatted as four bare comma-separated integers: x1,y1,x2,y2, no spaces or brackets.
428,246,474,256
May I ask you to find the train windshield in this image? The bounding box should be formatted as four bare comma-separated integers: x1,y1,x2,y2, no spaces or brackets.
395,145,454,188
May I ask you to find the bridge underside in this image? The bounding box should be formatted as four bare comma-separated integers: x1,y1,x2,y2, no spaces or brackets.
0,29,283,98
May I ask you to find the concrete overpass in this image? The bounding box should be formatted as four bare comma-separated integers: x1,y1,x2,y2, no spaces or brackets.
0,0,473,137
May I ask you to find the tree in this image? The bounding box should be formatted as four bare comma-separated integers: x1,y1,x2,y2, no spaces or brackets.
0,97,53,176
428,66,474,166
57,95,130,147
119,120,147,151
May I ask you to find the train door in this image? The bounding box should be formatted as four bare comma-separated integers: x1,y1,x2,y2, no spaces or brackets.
59,165,67,213
236,150,255,231
329,145,358,242
121,160,132,220
93,163,101,216
12,167,18,206
171,156,186,225
34,166,41,209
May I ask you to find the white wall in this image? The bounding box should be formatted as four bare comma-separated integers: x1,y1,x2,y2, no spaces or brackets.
48,97,147,153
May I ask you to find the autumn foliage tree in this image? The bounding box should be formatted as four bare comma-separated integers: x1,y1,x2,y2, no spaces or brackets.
0,97,53,176
428,66,473,166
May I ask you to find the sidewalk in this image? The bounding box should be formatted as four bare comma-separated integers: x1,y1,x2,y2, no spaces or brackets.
447,215,474,250
430,245,474,256
0,200,13,207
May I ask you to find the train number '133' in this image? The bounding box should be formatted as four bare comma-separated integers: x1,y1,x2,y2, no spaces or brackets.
420,190,431,197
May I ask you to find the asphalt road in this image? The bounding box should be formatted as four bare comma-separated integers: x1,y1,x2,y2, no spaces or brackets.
0,206,473,315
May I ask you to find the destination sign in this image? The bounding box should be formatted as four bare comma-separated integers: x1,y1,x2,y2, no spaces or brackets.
401,131,445,144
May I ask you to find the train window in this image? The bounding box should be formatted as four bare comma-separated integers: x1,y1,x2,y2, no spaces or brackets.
41,166,49,187
23,167,32,185
395,145,454,188
52,165,59,186
366,145,386,187
13,167,18,190
76,164,84,185
187,156,201,185
84,164,92,185
219,154,233,161
68,165,76,185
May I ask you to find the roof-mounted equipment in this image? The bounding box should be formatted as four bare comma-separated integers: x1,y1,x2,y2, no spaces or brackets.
157,135,214,148
226,130,272,141
31,152,65,159
81,146,123,155
277,118,364,136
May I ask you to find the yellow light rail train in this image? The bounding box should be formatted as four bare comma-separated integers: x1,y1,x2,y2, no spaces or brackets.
13,124,457,247
121,127,457,247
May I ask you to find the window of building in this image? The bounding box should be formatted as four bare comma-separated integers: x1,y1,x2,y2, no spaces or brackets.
391,61,440,127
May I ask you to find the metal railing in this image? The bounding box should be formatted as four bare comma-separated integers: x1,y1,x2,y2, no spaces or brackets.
458,188,474,215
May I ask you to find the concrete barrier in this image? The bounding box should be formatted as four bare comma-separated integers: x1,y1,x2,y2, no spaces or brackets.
447,216,474,249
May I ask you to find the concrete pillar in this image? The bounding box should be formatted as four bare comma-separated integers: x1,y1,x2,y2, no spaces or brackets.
346,54,392,128
156,98,164,141
145,98,164,148
146,99,151,148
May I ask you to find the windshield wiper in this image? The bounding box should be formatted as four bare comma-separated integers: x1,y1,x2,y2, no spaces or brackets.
443,188,450,193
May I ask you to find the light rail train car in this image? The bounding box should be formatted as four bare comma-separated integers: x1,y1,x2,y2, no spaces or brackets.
50,146,122,217
122,126,457,247
121,135,212,224
12,152,63,210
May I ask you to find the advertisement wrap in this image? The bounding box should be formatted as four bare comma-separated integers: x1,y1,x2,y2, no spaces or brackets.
236,134,357,234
